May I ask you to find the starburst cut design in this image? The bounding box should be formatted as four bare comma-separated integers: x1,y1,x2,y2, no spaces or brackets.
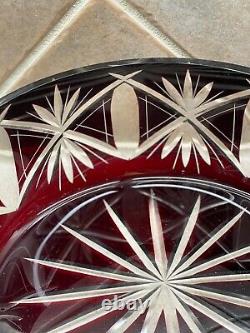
160,71,215,169
32,85,94,185
14,194,250,333
1,69,250,213
162,70,214,114
161,122,211,170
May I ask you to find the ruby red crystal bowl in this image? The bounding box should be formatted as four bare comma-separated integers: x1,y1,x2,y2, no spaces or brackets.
0,58,250,333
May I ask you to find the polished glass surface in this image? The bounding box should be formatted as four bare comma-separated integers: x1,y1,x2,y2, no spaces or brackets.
0,59,250,332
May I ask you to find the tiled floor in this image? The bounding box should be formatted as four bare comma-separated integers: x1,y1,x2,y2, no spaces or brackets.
0,0,249,96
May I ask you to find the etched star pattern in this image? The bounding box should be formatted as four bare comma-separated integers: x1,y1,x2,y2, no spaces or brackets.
1,69,250,214
14,195,250,333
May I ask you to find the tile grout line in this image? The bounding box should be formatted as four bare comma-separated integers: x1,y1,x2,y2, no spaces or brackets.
0,0,92,98
107,0,192,59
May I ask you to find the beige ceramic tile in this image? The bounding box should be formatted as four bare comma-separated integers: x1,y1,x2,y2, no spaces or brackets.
15,0,170,90
129,0,250,66
0,0,74,83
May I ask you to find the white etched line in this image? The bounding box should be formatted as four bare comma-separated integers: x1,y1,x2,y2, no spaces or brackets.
25,258,152,283
175,284,250,308
231,104,236,151
62,225,158,281
169,287,202,333
173,245,250,280
162,288,180,333
16,130,27,178
149,193,168,278
167,197,200,277
13,282,159,304
104,200,162,280
141,288,163,333
171,210,244,279
173,273,250,285
174,288,246,333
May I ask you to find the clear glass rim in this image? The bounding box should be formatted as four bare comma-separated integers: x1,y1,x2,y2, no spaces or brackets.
1,57,250,108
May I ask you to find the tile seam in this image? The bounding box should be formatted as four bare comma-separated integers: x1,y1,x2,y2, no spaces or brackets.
107,0,192,59
0,0,93,98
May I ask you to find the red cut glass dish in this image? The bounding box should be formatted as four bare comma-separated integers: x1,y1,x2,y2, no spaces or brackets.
0,58,250,333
